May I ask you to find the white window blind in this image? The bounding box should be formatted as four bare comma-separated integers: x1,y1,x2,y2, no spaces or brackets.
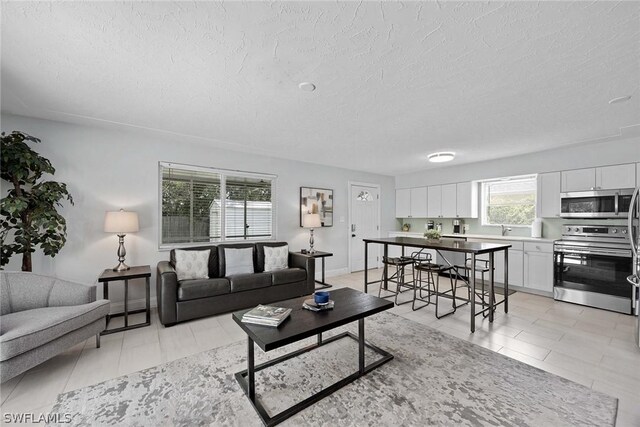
225,178,272,240
160,163,275,246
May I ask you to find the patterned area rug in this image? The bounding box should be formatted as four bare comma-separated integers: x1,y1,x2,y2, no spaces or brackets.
51,312,617,426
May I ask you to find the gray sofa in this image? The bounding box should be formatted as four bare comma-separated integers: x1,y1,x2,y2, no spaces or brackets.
156,242,315,326
0,272,110,382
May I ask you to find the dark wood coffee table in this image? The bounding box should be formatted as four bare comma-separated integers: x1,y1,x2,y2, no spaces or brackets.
232,287,394,426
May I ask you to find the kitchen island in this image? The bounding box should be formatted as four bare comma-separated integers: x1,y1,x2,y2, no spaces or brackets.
363,236,511,332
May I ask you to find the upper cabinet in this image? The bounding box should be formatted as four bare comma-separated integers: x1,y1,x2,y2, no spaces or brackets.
561,164,636,192
410,187,428,218
456,182,478,218
536,172,561,218
395,187,427,218
395,189,411,218
441,183,457,218
426,182,477,218
596,164,636,190
561,168,595,192
427,186,443,218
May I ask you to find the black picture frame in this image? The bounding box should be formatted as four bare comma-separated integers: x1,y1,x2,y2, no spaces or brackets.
300,187,333,227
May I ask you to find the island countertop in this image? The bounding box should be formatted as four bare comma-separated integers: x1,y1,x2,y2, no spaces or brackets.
362,236,511,254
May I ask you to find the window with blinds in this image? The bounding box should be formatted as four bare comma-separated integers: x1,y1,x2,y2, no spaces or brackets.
480,175,537,226
160,162,275,246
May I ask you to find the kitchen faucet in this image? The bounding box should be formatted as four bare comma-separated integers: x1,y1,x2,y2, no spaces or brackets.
501,225,512,236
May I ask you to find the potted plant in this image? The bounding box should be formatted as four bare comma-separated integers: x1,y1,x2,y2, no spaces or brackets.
0,131,73,271
424,229,442,242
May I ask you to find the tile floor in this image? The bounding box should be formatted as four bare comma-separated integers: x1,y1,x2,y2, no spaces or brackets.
1,269,639,426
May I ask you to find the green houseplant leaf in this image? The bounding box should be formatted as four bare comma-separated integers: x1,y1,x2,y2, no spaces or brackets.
0,131,74,271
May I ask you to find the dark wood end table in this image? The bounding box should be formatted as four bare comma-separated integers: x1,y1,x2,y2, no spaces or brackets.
232,287,394,426
294,251,333,290
98,265,151,335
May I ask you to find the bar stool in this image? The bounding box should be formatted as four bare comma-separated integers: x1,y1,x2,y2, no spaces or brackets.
454,257,496,318
412,255,457,318
378,255,414,305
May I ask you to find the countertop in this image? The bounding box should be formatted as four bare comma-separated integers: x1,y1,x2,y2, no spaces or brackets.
363,236,511,254
389,231,556,243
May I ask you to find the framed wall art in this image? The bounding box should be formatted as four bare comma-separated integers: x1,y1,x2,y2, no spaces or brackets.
300,187,333,227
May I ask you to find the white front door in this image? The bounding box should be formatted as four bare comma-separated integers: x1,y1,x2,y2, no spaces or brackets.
350,184,380,272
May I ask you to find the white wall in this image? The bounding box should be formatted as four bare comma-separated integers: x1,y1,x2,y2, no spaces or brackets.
396,136,640,188
1,113,395,307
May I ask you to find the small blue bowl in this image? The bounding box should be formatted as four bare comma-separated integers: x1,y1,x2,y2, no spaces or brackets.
314,291,330,305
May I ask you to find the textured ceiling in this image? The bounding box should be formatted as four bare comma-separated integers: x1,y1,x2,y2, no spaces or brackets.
2,1,639,176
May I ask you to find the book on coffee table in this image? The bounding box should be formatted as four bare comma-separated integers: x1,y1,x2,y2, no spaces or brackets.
302,299,335,312
241,304,292,327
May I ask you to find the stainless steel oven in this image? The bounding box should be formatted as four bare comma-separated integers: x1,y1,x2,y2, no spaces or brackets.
554,225,633,314
560,189,634,219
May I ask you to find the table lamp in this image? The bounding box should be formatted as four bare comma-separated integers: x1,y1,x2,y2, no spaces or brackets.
104,209,139,271
302,213,322,254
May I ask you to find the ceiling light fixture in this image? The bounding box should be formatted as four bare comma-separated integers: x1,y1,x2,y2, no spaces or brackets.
427,152,455,163
608,95,632,104
298,82,316,92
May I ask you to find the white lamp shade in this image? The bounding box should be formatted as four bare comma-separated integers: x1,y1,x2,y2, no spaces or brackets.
104,210,139,233
302,213,322,228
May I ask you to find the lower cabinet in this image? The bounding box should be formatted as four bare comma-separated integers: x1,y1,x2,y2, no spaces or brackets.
468,239,524,287
523,243,554,293
386,234,553,295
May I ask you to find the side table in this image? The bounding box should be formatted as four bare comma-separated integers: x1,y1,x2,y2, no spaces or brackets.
98,265,151,335
294,251,333,290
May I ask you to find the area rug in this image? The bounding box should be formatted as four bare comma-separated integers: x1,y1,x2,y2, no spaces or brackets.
51,312,617,426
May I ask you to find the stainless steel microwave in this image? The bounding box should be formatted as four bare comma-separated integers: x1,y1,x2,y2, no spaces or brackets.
560,189,635,218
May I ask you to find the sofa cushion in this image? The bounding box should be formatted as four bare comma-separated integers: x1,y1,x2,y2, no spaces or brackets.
0,300,110,361
264,245,289,272
228,272,272,293
224,247,255,276
177,278,230,301
271,268,307,286
256,242,288,272
171,246,220,278
174,249,210,280
217,243,257,277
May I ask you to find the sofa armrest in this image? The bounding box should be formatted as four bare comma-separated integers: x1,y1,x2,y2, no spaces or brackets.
156,261,178,326
290,252,315,294
48,279,96,307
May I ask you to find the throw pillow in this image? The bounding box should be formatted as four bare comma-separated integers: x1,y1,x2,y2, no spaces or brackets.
174,249,210,281
264,245,289,272
225,247,255,276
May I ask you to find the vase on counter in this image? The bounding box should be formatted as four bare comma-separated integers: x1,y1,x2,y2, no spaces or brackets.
402,223,410,232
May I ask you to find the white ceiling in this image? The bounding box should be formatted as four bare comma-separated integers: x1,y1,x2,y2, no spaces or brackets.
2,1,639,176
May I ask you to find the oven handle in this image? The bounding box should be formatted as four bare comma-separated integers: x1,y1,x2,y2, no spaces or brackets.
628,275,639,311
629,188,639,259
554,247,632,257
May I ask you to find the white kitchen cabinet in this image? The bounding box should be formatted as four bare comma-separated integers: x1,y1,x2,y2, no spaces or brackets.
561,168,595,192
410,187,428,218
596,164,636,190
395,189,411,218
562,164,636,192
536,172,561,218
441,183,457,218
427,186,442,218
523,242,554,293
456,182,478,218
467,239,524,287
